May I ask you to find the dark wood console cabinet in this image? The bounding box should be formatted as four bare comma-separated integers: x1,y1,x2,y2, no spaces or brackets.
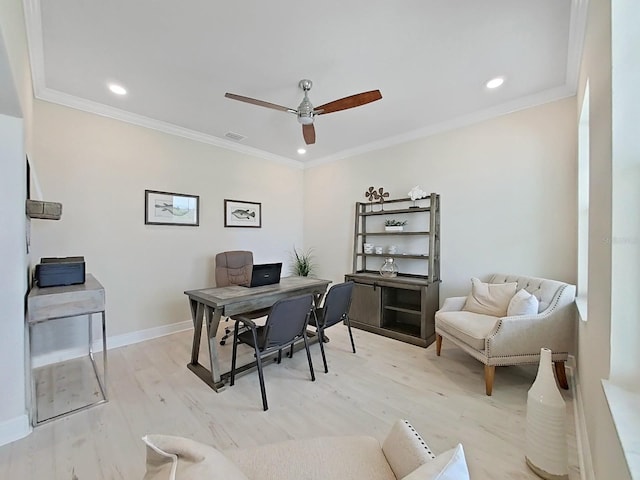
346,195,440,347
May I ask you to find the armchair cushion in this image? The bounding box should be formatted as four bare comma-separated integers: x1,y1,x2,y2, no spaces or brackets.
507,288,540,316
462,278,517,316
226,435,396,480
436,311,499,350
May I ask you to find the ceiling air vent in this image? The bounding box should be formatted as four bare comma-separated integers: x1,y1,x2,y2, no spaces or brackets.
225,131,246,142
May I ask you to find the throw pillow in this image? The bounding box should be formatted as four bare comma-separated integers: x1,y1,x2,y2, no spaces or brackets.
382,419,436,478
402,444,470,480
507,288,540,316
462,278,517,317
142,434,249,480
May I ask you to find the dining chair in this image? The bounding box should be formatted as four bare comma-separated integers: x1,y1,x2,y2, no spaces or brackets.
308,281,356,373
230,294,316,411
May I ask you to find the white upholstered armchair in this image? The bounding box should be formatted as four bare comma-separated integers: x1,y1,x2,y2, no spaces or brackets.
435,274,576,395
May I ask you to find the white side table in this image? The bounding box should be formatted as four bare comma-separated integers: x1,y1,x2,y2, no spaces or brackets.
26,273,107,426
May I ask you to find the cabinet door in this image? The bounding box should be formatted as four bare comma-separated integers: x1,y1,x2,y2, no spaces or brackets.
348,282,381,327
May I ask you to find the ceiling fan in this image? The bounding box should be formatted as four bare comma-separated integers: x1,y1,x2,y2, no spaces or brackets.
225,79,382,145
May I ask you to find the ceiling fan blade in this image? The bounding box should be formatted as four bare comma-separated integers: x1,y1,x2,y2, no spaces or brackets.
225,93,296,113
315,90,382,115
302,123,316,145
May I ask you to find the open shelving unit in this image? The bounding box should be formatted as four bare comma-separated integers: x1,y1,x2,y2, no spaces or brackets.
345,194,440,347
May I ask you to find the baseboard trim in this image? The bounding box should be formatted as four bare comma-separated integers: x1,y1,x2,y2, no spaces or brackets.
0,413,31,447
32,320,193,368
106,320,193,350
568,355,595,480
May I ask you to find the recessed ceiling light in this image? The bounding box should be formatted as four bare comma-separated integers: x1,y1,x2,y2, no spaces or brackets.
108,83,127,95
297,148,306,155
486,77,505,89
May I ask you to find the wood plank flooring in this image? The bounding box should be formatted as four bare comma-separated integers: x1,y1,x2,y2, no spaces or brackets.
0,323,580,479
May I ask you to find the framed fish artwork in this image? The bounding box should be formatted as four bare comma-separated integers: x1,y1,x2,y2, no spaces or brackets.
224,199,261,228
145,190,199,226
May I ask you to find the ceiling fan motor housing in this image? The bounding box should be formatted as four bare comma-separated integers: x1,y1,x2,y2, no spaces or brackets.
297,98,314,125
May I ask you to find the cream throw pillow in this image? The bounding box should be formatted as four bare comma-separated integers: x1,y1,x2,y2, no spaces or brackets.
382,419,436,478
507,288,540,316
462,278,517,317
401,444,470,480
142,434,249,480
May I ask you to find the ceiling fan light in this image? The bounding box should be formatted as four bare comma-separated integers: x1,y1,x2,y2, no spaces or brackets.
297,115,313,125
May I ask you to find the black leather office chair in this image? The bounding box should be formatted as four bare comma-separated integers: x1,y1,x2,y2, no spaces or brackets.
308,281,356,373
230,294,316,411
215,251,269,345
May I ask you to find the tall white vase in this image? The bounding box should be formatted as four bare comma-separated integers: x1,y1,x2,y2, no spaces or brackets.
525,348,568,480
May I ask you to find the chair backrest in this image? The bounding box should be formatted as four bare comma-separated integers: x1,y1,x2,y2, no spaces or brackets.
320,281,355,328
215,251,253,287
263,294,313,349
489,273,576,313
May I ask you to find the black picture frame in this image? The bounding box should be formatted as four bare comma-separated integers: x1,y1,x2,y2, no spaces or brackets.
145,189,199,226
224,199,262,228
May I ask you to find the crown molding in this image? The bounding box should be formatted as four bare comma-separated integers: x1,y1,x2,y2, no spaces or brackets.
23,0,45,96
566,0,590,90
36,88,303,168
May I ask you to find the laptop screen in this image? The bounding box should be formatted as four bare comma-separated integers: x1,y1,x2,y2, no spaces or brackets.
245,262,282,287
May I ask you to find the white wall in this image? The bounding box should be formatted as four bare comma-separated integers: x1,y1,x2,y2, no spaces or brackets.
304,98,578,298
0,113,29,444
0,0,35,446
29,99,305,353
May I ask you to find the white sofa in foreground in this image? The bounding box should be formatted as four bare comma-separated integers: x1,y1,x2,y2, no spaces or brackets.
142,419,470,480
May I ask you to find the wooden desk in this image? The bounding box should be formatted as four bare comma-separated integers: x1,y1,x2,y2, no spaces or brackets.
185,276,331,391
26,274,107,426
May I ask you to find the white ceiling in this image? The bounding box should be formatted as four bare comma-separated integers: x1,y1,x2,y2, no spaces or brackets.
23,0,586,165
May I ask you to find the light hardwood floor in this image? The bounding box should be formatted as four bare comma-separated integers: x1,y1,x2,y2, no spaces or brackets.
1,323,580,479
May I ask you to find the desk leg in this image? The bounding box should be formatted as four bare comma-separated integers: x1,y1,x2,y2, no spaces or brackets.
205,306,224,388
188,301,226,392
88,312,108,402
100,311,108,400
28,324,37,427
189,300,203,365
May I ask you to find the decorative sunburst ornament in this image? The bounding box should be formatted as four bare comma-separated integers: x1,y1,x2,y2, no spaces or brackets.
365,186,379,204
365,186,390,211
377,187,390,210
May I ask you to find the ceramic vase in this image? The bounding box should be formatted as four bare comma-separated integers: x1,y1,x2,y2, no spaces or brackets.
525,348,568,480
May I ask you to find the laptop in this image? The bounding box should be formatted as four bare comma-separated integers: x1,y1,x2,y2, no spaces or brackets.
242,262,282,288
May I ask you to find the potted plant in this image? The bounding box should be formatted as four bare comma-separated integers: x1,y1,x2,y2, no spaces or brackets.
384,219,407,232
291,246,315,276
